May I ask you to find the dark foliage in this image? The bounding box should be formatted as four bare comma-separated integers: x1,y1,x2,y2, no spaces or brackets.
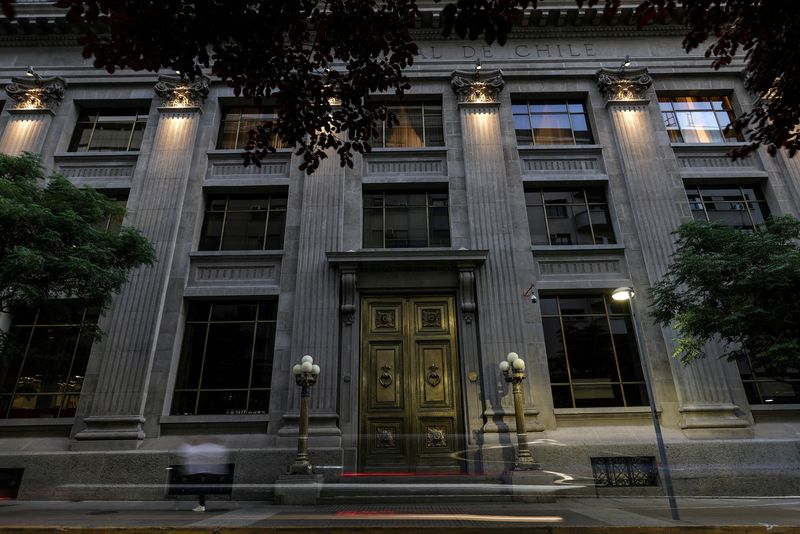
0,153,156,314
651,217,800,373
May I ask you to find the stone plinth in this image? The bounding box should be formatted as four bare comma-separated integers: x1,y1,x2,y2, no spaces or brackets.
273,473,325,505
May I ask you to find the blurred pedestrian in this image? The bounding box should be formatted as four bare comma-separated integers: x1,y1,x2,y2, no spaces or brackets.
177,440,230,512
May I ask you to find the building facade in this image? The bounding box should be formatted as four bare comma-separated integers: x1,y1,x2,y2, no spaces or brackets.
0,0,799,500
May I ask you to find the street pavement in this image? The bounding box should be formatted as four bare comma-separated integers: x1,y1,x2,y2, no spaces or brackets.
0,497,798,532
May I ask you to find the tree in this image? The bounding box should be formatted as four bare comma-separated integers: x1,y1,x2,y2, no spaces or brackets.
650,217,800,374
0,153,156,316
1,1,797,170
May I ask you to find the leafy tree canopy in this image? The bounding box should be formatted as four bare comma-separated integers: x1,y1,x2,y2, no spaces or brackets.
1,1,798,171
650,217,800,373
0,153,156,314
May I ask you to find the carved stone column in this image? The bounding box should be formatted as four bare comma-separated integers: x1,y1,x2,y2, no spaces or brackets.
277,148,346,447
73,75,208,444
1,74,66,154
598,67,749,432
452,68,544,440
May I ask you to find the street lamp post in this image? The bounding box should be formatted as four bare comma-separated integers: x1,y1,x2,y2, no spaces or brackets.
289,354,321,475
611,287,680,521
498,352,539,470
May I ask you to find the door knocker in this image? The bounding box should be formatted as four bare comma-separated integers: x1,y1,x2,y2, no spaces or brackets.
379,365,393,388
426,363,441,387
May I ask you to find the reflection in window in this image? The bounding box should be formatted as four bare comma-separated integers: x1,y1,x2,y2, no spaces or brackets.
513,99,593,145
526,188,615,245
363,190,450,248
738,357,800,405
659,96,742,143
371,103,444,148
217,107,286,150
171,300,277,416
541,295,647,408
69,107,148,152
685,185,770,231
199,194,287,251
0,302,99,418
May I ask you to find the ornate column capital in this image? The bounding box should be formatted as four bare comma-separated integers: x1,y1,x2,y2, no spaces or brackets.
596,67,652,104
451,69,504,105
154,74,210,109
5,75,66,112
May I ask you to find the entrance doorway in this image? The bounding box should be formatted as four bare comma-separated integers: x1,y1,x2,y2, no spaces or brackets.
358,296,464,473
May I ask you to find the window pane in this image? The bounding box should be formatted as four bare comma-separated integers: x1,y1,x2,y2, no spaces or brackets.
174,323,206,390
527,205,549,245
542,317,568,383
251,323,276,389
562,317,615,380
199,212,224,251
514,114,533,144
532,114,573,144
363,189,449,248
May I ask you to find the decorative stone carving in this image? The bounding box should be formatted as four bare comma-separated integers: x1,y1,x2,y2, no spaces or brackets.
425,426,447,448
451,68,504,104
421,309,442,328
154,74,210,108
5,75,66,111
375,310,396,329
458,268,476,324
379,365,393,388
596,67,652,102
376,427,396,448
340,270,357,326
426,363,441,388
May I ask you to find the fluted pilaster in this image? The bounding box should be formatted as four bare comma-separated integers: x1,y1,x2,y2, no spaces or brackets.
601,71,749,431
0,111,52,155
75,108,201,441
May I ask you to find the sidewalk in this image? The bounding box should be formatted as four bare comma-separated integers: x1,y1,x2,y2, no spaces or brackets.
0,497,798,532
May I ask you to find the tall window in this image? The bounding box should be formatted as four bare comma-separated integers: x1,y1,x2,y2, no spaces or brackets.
371,103,444,148
738,358,800,405
199,194,287,251
541,295,647,408
526,188,615,245
217,107,286,150
513,99,593,145
659,96,742,143
69,107,148,152
363,190,450,248
686,185,770,231
172,300,277,416
0,303,99,418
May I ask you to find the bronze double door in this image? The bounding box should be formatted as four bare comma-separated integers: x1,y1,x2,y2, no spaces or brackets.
359,296,464,473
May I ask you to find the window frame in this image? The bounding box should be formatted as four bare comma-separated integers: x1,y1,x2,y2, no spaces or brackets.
216,106,287,150
525,186,616,246
541,294,648,409
0,303,99,419
171,300,277,416
362,189,451,249
68,106,149,152
684,184,771,231
513,98,594,146
370,101,445,149
658,95,743,144
198,192,288,252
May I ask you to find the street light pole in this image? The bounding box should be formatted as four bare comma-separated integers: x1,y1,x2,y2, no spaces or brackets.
612,287,680,521
289,354,321,475
499,352,539,470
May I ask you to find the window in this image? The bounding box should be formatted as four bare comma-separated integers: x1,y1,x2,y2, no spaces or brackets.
738,358,800,405
526,188,615,245
363,190,450,248
513,99,593,145
541,295,647,408
171,300,277,416
217,107,286,150
685,185,770,231
371,103,444,148
199,193,287,251
69,107,148,152
0,302,99,418
659,96,742,143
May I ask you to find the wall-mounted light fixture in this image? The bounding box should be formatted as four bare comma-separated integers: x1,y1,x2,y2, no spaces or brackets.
5,68,66,112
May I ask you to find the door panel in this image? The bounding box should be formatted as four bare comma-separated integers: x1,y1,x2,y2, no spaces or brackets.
360,296,463,473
